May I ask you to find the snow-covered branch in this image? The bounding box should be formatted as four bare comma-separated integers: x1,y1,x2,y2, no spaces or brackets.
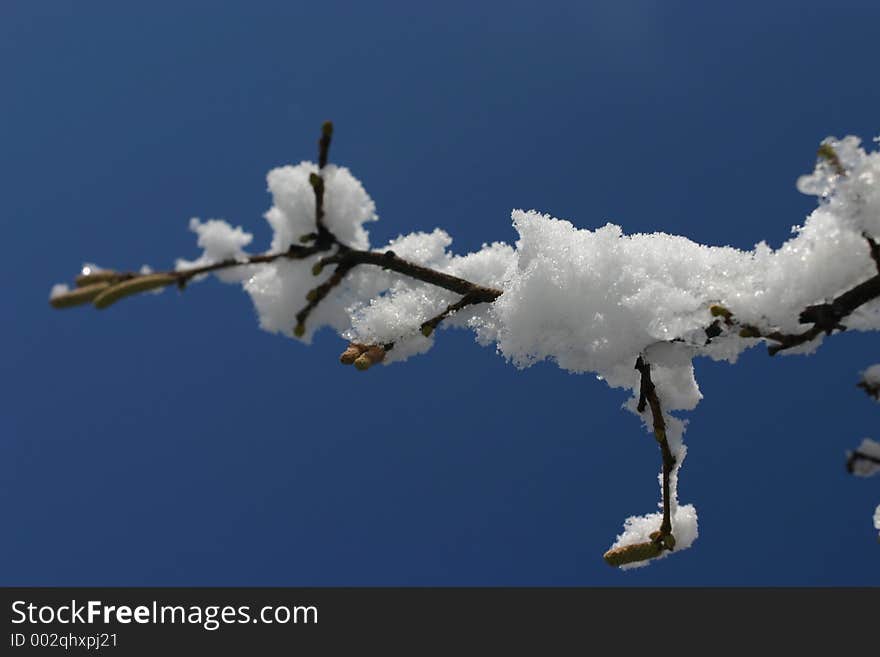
49,123,880,566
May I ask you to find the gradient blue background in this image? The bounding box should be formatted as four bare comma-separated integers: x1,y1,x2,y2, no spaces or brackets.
3,1,879,585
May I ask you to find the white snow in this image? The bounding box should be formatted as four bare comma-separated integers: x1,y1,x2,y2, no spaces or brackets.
175,218,254,284
49,283,70,300
157,135,880,564
862,364,880,388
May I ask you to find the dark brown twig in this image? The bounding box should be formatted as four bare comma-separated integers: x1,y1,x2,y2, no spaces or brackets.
864,232,880,274
708,234,880,356
419,292,486,337
857,378,880,400
337,250,502,300
294,262,355,337
633,356,677,542
318,120,333,169
603,356,678,568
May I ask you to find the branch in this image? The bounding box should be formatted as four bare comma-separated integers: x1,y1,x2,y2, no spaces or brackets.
705,234,880,356
50,245,327,310
419,292,488,337
603,356,677,567
51,120,501,327
48,123,880,566
318,248,502,300
294,262,356,337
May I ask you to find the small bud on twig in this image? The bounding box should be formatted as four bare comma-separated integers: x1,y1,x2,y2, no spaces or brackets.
92,274,177,309
339,343,368,364
709,304,732,320
50,282,112,308
817,142,846,176
353,345,386,371
603,541,663,567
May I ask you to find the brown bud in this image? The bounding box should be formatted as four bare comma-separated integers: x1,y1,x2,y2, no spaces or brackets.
293,323,306,338
306,289,319,302
50,282,111,309
420,324,434,338
353,345,386,371
603,541,663,567
709,304,731,320
321,121,333,138
817,143,846,176
738,326,761,338
312,263,324,276
92,274,176,309
339,343,368,365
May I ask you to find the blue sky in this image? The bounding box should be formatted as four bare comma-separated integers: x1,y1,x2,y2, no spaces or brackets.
3,1,880,585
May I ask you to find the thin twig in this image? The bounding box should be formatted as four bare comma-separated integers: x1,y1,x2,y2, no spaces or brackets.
864,232,880,274
634,356,676,540
318,120,333,170
294,261,355,336
336,250,502,301
419,292,485,337
710,234,880,356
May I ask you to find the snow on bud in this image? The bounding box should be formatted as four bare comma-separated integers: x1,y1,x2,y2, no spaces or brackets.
93,274,177,309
